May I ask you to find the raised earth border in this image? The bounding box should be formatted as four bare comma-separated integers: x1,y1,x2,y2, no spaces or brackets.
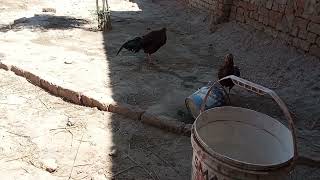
0,61,319,167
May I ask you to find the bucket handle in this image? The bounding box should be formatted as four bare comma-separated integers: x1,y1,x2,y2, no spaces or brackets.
200,75,298,168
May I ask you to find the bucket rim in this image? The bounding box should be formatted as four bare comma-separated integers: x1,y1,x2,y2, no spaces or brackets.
193,106,295,171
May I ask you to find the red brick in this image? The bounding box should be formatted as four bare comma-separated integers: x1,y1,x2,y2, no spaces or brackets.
285,5,294,15
276,16,290,33
286,35,294,45
238,1,247,9
296,0,304,8
0,62,9,71
310,15,320,24
308,22,320,35
237,7,244,15
230,11,236,20
24,71,41,87
243,10,249,18
272,2,279,11
299,39,311,51
109,102,145,121
233,0,239,7
254,12,259,20
231,5,237,13
317,37,320,46
236,14,245,22
278,32,292,44
271,29,279,38
253,21,264,30
278,0,287,5
58,87,81,105
141,113,185,134
11,66,24,77
266,0,273,9
247,3,257,11
223,6,232,13
306,33,317,43
223,0,233,5
217,9,224,16
269,19,277,27
278,4,285,12
298,29,308,40
263,16,269,25
264,27,273,36
245,16,252,24
269,10,283,22
258,15,264,23
294,17,309,30
309,45,320,57
259,7,269,16
40,79,58,96
290,26,299,36
295,7,304,16
292,38,300,47
249,11,254,19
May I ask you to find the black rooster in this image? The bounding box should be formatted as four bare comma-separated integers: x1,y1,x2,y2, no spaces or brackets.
218,54,240,93
116,28,167,64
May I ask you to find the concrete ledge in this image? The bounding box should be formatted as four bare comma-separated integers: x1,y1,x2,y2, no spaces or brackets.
57,86,82,105
108,102,145,121
41,79,59,96
0,62,192,137
0,62,9,71
11,65,25,77
24,71,41,86
141,113,186,134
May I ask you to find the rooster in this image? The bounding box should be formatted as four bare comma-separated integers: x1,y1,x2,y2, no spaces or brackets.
116,28,167,64
218,53,240,93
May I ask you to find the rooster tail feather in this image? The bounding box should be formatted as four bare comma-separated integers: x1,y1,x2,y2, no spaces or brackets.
116,37,142,56
116,43,125,56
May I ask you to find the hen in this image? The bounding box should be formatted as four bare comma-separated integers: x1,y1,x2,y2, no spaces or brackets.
218,54,240,93
116,28,167,64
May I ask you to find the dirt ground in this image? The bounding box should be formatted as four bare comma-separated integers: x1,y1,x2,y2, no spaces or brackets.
0,69,191,180
0,0,320,179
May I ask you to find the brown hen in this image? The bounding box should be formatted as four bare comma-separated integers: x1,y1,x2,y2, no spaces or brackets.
116,28,167,64
218,54,240,93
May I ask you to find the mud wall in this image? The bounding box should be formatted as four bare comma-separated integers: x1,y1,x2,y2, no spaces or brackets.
188,0,320,58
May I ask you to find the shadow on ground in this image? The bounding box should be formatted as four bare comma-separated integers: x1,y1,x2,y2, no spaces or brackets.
0,14,89,32
102,0,218,125
103,0,194,179
102,0,320,179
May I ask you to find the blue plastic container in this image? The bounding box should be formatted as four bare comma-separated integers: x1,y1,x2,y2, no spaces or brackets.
185,82,226,119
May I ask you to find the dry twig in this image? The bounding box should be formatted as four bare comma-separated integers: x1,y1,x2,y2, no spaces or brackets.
6,131,30,138
112,165,139,178
68,132,84,180
38,98,49,110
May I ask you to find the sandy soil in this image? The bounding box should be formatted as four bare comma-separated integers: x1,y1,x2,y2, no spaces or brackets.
0,69,192,180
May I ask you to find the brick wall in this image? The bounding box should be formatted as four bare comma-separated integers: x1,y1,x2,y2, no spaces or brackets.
188,0,320,58
189,0,215,11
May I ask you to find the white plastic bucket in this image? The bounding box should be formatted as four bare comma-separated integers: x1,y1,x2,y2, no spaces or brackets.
190,75,297,180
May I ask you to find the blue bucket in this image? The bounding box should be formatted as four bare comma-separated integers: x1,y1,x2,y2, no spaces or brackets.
185,82,227,119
